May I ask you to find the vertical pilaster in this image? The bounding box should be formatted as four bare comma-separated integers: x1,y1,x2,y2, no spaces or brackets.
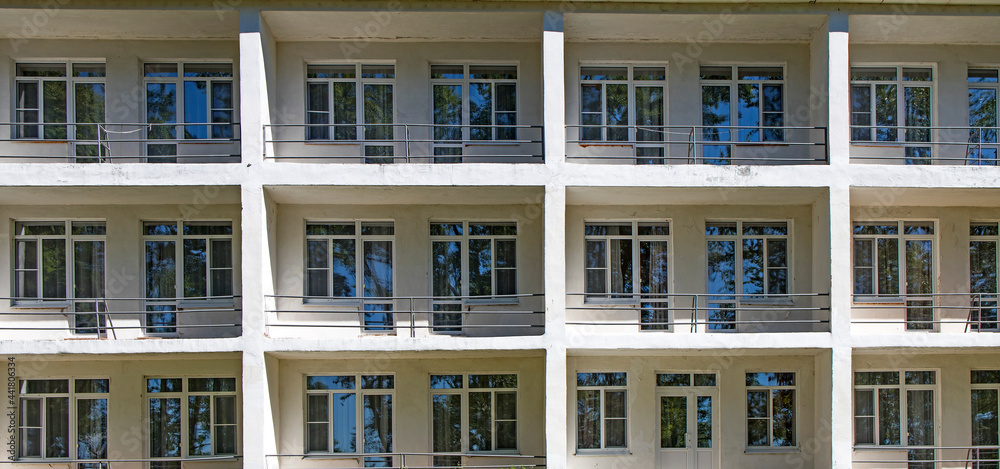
830,181,854,468
542,11,566,167
827,13,851,167
544,182,567,469
239,9,276,165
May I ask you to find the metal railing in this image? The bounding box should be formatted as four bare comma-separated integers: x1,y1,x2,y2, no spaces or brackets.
850,126,1000,165
266,293,544,337
0,122,241,162
566,125,828,164
566,292,830,332
0,455,242,467
263,123,543,163
0,296,241,338
851,293,1000,332
266,452,545,469
853,445,1000,466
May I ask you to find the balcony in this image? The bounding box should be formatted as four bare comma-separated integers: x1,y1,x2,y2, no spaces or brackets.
0,122,241,163
266,452,545,469
853,445,1000,468
264,124,543,163
852,293,1000,333
850,126,999,165
566,293,830,333
266,293,544,338
0,296,241,339
566,125,828,165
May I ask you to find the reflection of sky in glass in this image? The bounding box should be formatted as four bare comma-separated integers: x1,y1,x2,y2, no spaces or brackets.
364,394,392,453
184,81,208,139
333,393,357,453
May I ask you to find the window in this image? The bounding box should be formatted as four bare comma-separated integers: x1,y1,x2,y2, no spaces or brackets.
969,69,999,165
13,221,106,334
144,221,234,334
430,374,518,467
306,64,395,163
584,221,670,330
431,64,518,163
706,221,789,330
304,222,394,331
147,377,237,468
305,375,393,467
971,370,1000,468
15,63,106,161
851,66,933,164
854,371,936,468
143,62,234,161
576,372,627,451
18,378,108,468
700,66,784,164
746,372,795,448
971,223,999,331
430,222,517,332
580,65,666,163
852,221,935,330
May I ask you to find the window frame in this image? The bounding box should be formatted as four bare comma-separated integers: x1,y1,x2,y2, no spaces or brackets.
429,62,520,143
698,64,787,143
583,220,672,303
745,371,797,450
851,220,937,302
144,376,240,465
17,377,110,464
142,61,236,141
852,369,939,464
428,221,519,306
12,220,106,308
970,221,1000,331
970,369,1000,463
302,220,396,306
304,62,396,142
575,371,628,453
13,62,107,142
968,67,999,164
302,373,395,460
705,219,793,299
578,62,667,144
427,373,520,459
849,64,936,146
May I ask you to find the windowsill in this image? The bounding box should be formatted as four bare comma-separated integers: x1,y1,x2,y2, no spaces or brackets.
177,299,235,310
745,446,800,454
464,142,520,147
11,301,71,309
583,296,642,306
853,296,905,305
302,298,363,308
740,297,795,306
734,142,788,147
466,450,523,456
465,298,520,306
304,141,362,146
574,449,630,456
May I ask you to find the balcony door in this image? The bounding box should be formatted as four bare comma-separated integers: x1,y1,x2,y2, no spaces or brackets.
658,388,717,469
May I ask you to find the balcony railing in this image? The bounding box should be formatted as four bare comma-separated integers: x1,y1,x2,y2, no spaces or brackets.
853,445,1000,466
263,123,544,163
0,296,241,339
266,293,544,337
266,452,545,469
566,292,830,333
0,122,241,162
852,292,1000,332
566,125,829,165
850,126,1000,165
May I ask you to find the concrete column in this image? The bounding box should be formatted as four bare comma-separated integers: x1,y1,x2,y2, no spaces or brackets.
239,9,276,164
827,13,851,167
542,11,566,167
543,183,567,469
829,181,854,468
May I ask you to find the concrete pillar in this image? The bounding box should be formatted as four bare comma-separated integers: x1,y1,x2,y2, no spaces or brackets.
543,182,568,469
829,181,854,468
542,11,566,167
239,9,276,164
827,13,851,167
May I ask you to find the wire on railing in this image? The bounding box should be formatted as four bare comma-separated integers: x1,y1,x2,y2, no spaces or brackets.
564,124,829,164
262,123,544,162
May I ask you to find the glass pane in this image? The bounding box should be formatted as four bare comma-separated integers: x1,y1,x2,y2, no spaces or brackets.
307,395,330,451
468,392,492,451
146,83,177,140
856,390,875,445
188,395,212,456
41,239,66,300
75,83,105,141
470,83,492,140
364,394,393,454
606,84,628,141
331,239,357,297
657,374,690,387
605,390,626,418
610,239,632,295
74,240,104,299
363,84,393,141
742,238,764,295
973,370,1000,384
307,376,356,390
364,240,393,298
430,375,463,389
433,394,462,453
877,238,900,296
149,398,181,458
42,81,67,139
738,83,761,142
702,85,731,144
183,81,208,139
308,65,355,79
333,82,357,140
875,84,898,142
635,86,664,142
20,398,41,457
45,397,69,458
577,390,600,449
906,240,933,295
973,389,999,446
432,241,462,298
772,389,795,446
581,66,627,81
576,372,626,387
905,87,931,144
907,389,935,446
660,395,687,448
434,84,462,141
183,239,207,298
469,375,517,389
469,239,492,297
708,241,736,294
146,378,182,393
497,391,517,419
697,396,712,448
333,393,357,452
880,388,902,445
211,239,233,296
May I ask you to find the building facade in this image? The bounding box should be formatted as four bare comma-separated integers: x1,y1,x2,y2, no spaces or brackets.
0,0,997,468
